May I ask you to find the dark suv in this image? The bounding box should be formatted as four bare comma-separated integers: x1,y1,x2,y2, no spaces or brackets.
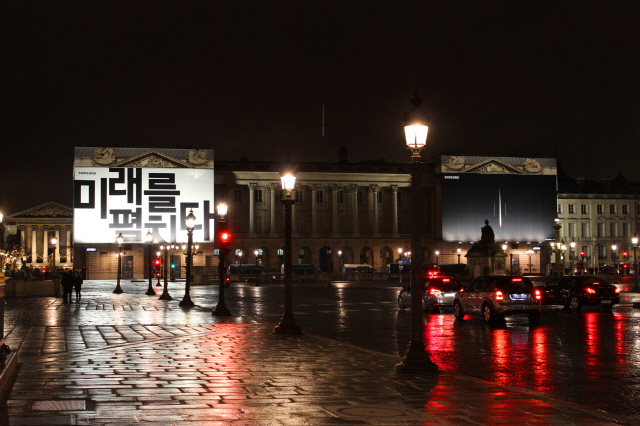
453,276,542,323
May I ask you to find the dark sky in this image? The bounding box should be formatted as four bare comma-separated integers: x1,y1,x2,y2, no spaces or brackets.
2,1,639,215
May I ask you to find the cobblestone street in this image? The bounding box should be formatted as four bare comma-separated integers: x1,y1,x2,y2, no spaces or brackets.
1,280,635,424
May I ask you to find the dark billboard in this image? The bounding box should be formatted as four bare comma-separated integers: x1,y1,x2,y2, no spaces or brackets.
441,173,557,242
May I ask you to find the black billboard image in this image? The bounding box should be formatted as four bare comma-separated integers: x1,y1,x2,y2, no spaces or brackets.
441,173,557,242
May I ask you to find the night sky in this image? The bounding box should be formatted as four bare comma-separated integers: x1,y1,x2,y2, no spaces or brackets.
2,1,639,215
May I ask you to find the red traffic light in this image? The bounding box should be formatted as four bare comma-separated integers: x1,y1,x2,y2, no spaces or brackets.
154,258,161,266
623,252,628,257
580,252,585,257
220,231,231,244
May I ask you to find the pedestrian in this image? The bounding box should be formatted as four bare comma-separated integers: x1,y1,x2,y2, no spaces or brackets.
73,270,83,302
61,270,74,304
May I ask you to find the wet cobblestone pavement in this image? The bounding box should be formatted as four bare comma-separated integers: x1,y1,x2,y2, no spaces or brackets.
1,280,636,425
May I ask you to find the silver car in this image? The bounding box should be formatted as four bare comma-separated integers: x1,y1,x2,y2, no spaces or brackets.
397,276,461,313
453,275,542,323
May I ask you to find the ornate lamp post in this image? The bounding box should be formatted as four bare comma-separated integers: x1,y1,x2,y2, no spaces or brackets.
145,231,155,295
395,91,437,373
114,233,124,294
457,247,462,267
551,218,563,277
570,240,576,263
526,249,534,273
179,210,196,307
633,236,639,292
213,203,232,316
158,244,172,300
50,237,57,278
273,170,302,335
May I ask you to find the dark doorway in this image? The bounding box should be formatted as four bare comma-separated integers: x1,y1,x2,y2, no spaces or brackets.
122,256,134,279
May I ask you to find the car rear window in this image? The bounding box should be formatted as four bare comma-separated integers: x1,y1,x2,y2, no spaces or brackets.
496,278,533,289
427,279,461,291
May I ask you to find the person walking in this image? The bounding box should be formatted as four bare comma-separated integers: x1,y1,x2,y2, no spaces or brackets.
73,270,83,302
61,270,74,304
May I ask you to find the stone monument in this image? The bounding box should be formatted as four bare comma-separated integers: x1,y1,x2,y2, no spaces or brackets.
465,220,507,278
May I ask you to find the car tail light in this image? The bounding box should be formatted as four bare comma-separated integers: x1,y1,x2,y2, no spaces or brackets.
512,278,522,282
459,287,465,293
442,278,450,282
430,289,442,295
615,287,620,293
534,289,541,300
495,290,504,301
586,288,596,294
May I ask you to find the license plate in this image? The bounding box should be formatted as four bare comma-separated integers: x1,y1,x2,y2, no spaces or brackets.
601,300,612,305
511,294,528,300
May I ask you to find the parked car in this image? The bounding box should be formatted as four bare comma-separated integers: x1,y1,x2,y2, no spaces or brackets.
397,276,461,312
453,276,542,323
542,275,620,311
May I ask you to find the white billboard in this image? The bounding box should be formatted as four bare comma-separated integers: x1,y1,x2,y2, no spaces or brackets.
73,167,214,244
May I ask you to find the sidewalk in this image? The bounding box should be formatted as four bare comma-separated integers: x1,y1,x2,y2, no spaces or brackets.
1,281,636,425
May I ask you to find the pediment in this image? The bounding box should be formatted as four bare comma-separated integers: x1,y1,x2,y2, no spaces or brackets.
113,150,190,168
8,202,73,219
464,158,524,174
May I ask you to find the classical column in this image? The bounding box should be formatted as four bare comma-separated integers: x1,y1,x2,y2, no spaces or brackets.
55,226,61,265
351,184,360,237
292,203,299,238
249,183,257,237
311,184,319,238
31,225,37,265
331,184,339,237
43,227,49,265
371,184,380,238
391,185,400,238
66,227,72,264
269,183,278,237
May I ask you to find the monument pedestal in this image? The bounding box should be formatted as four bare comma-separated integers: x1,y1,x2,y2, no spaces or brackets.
466,242,507,279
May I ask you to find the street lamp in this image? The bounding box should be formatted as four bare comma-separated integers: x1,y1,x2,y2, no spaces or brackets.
50,237,57,278
273,170,302,335
395,91,437,373
114,233,124,294
158,244,172,300
612,244,617,267
551,218,563,277
145,231,155,295
633,236,639,292
213,203,232,316
502,243,511,275
179,209,196,307
435,250,439,266
570,240,576,262
526,249,534,274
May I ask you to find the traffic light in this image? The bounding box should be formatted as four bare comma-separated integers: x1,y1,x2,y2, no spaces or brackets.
623,251,628,259
580,251,585,260
219,230,232,247
154,258,162,277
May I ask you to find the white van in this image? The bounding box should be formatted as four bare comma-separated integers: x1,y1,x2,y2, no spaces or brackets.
342,264,375,273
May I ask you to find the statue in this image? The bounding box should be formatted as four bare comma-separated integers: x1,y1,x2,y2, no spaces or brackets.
481,220,495,244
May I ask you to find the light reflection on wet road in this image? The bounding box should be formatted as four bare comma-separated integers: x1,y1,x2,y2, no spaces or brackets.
217,281,640,419
5,279,640,419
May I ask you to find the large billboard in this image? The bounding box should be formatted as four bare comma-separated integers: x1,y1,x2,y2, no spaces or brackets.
74,167,214,244
441,173,557,242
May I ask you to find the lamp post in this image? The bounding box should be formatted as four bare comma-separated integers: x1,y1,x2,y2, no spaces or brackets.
551,218,563,277
633,236,639,292
273,170,302,335
526,249,534,274
145,231,155,295
158,244,172,300
570,240,576,263
611,244,617,269
457,247,461,266
395,91,437,373
502,243,510,275
114,233,124,294
179,210,196,307
253,249,260,286
50,237,57,278
435,250,439,266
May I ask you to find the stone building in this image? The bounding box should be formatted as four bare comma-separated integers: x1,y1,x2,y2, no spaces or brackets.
557,172,640,270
